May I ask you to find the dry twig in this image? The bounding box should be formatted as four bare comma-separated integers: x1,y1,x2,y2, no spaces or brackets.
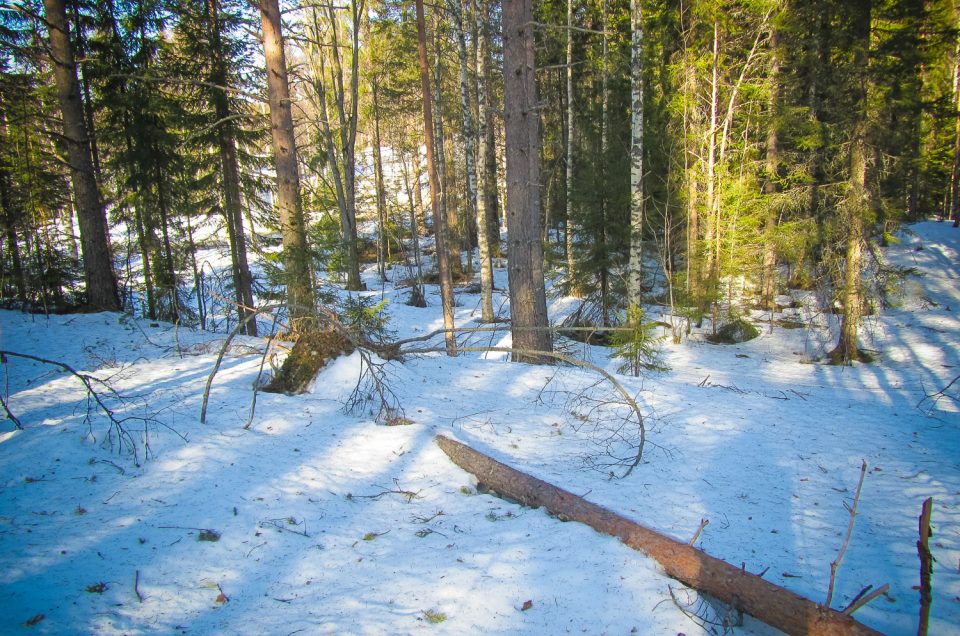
826,460,868,608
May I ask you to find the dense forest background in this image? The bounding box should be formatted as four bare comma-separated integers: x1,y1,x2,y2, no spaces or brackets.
2,0,959,364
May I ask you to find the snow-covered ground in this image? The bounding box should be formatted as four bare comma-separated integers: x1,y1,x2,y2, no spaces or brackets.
1,222,958,635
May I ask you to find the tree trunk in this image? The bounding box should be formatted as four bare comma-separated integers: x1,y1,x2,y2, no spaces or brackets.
474,0,496,320
185,213,206,330
330,0,363,291
565,0,578,295
400,150,426,306
704,20,720,293
372,81,389,283
503,0,552,364
416,0,456,355
436,435,883,636
761,25,781,310
208,0,257,335
453,0,478,275
830,1,872,364
154,163,180,324
627,0,645,309
259,0,315,325
4,227,26,304
951,36,960,227
477,0,500,257
44,0,120,311
598,0,610,324
433,25,462,279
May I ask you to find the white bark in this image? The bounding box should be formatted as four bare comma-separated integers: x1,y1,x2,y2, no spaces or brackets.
627,0,645,309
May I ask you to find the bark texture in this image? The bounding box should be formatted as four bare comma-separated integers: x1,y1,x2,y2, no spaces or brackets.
830,1,872,364
208,0,256,335
436,435,882,636
44,0,120,311
259,0,315,323
415,0,456,354
474,0,497,319
503,0,552,363
627,0,645,308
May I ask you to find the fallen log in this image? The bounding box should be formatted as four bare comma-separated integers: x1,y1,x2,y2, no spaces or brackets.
436,435,882,636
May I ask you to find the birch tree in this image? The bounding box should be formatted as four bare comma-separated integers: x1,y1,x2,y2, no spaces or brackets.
627,0,645,309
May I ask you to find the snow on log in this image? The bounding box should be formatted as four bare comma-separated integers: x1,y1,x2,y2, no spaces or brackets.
435,434,882,636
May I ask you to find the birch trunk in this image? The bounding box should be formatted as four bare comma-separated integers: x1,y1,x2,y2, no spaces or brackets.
627,0,645,309
372,82,389,283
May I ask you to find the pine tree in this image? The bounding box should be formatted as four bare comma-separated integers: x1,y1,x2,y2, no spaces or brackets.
43,0,119,311
504,0,552,363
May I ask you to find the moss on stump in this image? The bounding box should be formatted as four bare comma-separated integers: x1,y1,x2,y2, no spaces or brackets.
263,329,354,395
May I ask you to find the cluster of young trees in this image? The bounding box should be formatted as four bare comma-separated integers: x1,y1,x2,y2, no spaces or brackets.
1,0,958,364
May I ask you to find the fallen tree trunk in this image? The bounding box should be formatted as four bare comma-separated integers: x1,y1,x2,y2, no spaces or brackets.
436,435,882,636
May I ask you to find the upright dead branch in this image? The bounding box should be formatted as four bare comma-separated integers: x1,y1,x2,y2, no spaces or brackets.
917,497,934,636
435,435,881,636
826,460,868,609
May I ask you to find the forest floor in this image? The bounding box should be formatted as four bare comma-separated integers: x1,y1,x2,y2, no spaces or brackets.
1,221,959,635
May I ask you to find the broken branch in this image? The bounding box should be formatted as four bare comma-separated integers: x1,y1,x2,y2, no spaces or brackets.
917,497,934,635
826,460,868,609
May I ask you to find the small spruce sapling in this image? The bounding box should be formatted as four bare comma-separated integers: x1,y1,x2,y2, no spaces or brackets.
611,305,668,377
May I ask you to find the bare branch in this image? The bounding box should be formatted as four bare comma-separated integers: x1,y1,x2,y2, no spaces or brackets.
826,460,868,608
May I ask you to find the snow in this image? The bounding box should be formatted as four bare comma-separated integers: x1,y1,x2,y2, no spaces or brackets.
2,221,959,635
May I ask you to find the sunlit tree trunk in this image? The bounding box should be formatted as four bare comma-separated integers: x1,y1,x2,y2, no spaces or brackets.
474,0,496,320
416,0,456,355
627,0,645,310
433,23,462,279
259,0,315,325
703,20,720,292
950,34,960,227
503,0,552,363
372,81,389,283
399,149,426,306
761,25,781,310
831,0,872,364
44,0,120,311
